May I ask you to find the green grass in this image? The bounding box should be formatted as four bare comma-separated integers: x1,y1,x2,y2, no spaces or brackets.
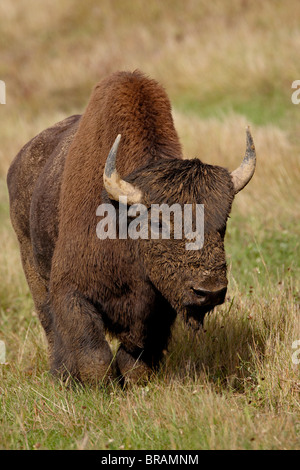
0,0,299,451
1,301,299,450
174,88,292,126
227,213,300,289
1,203,299,449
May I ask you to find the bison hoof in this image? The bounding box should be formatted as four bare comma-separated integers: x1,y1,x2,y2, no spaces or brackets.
116,347,153,385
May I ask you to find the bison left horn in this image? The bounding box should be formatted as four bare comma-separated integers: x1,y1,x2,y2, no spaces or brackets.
103,134,143,205
231,127,256,194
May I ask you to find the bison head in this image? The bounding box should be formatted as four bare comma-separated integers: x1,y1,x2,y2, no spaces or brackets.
102,129,256,327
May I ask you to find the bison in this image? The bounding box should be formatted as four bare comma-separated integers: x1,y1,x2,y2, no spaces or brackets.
7,70,256,384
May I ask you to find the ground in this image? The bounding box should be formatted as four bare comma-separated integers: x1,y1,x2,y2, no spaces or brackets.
0,0,299,450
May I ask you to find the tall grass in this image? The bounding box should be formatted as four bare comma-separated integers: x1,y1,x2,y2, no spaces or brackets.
0,0,299,450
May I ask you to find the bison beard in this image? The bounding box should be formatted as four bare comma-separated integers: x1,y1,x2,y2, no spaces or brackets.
7,70,255,384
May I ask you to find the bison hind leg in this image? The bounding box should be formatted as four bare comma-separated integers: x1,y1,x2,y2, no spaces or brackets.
16,237,54,354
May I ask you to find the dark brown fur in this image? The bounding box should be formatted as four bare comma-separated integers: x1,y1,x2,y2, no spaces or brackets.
7,71,235,384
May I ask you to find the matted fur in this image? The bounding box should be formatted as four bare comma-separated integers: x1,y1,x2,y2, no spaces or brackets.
7,71,236,384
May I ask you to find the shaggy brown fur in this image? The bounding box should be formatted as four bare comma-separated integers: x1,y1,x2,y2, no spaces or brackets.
7,70,235,384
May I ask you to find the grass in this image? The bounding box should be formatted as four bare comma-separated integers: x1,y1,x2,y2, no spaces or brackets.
0,271,299,449
174,88,291,126
0,0,299,450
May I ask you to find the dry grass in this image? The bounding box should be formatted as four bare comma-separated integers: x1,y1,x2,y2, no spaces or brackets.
0,0,299,450
175,111,300,219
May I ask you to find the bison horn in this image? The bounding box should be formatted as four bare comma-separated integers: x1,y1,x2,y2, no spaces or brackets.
103,134,142,204
231,127,256,194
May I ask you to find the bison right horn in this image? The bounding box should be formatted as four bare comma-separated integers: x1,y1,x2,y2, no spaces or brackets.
103,134,143,205
231,127,256,194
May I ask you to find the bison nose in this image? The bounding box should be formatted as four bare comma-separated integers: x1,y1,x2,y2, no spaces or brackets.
189,285,227,307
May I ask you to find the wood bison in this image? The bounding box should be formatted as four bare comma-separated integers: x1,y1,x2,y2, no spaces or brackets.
7,70,256,384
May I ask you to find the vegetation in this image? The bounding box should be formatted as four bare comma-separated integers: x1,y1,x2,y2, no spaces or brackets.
0,0,299,449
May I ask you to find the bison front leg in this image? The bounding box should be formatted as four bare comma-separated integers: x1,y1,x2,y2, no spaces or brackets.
116,297,177,384
50,291,113,384
116,345,153,385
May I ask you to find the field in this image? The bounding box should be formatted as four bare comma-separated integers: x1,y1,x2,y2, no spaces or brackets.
0,0,299,450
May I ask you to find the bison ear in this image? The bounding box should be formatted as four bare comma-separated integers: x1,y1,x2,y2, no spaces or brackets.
103,134,143,205
231,127,256,194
